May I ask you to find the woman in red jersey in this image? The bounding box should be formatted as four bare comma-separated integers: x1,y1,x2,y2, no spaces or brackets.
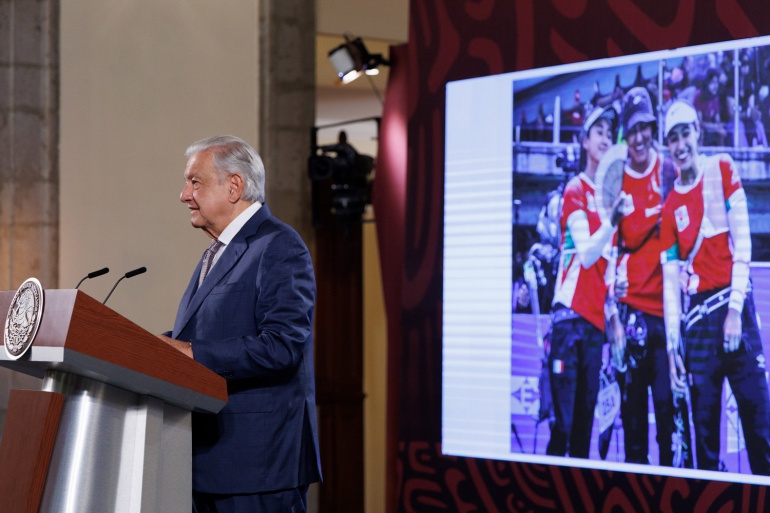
613,87,677,466
661,99,770,474
547,105,623,458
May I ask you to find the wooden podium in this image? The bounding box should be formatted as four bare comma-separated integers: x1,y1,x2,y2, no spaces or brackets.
0,289,228,513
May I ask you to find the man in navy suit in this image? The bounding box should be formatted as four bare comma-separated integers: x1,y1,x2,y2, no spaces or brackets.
159,135,322,512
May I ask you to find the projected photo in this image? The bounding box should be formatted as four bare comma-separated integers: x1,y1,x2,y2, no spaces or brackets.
443,35,770,484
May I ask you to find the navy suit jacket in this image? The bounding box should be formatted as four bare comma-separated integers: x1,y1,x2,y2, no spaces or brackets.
172,204,321,494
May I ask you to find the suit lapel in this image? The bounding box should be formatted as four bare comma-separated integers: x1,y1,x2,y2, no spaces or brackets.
172,205,270,338
172,258,202,337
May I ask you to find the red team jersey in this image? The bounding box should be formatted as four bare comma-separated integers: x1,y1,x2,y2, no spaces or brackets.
553,173,610,331
615,152,665,317
660,154,745,294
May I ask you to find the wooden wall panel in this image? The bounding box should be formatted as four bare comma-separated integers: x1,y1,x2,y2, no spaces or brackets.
0,390,64,513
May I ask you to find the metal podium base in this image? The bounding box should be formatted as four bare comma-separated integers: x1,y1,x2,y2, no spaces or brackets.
39,370,191,513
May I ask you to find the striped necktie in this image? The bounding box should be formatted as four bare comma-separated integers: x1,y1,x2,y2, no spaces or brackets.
198,239,224,287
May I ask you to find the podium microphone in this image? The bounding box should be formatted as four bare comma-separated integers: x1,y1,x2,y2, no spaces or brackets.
75,267,110,289
103,267,147,304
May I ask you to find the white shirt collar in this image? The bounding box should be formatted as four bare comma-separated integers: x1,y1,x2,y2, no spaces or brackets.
217,201,262,246
624,148,658,179
578,172,596,188
201,201,262,277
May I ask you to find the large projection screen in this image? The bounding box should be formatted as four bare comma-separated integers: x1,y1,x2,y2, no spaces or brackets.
443,35,770,485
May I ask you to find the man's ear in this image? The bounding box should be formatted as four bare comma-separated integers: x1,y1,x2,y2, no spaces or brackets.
228,173,245,203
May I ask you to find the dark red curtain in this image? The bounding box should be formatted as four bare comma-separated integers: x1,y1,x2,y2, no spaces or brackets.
376,1,770,511
373,42,409,513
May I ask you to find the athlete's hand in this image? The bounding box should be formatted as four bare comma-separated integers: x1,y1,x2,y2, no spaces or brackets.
608,314,626,370
723,308,743,353
614,279,628,299
668,349,687,395
610,194,626,227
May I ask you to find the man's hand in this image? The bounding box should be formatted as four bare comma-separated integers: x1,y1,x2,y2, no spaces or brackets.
723,308,743,353
157,334,194,359
668,349,687,395
608,314,626,369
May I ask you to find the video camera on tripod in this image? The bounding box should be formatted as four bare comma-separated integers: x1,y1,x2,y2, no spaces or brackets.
309,120,378,225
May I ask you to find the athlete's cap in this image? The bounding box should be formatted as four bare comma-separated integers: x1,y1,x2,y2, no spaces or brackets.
581,105,617,139
578,105,617,172
621,86,656,134
664,100,698,139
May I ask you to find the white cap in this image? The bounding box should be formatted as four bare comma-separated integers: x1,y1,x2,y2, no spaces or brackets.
582,105,617,136
664,100,698,139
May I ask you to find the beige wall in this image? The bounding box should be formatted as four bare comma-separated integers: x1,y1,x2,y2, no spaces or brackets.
363,216,387,513
59,0,259,333
1,0,263,442
318,0,408,42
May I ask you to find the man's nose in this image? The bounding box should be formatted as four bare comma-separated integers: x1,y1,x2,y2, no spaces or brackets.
180,183,191,202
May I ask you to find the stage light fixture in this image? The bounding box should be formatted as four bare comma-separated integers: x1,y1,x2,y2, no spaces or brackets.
328,35,389,84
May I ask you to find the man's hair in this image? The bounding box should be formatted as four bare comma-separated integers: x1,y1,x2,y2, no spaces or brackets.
185,135,265,203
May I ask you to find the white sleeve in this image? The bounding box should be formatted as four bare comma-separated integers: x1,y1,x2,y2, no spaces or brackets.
726,188,751,313
603,245,619,319
566,210,615,268
662,258,682,353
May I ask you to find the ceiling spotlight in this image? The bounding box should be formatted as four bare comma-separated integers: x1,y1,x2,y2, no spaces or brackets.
328,35,389,85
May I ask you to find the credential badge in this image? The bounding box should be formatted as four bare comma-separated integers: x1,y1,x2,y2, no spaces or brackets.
4,278,44,360
675,205,690,231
